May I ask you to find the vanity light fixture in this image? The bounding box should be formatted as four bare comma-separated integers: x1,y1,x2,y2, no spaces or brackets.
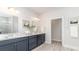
8,8,15,13
8,7,20,15
31,17,40,21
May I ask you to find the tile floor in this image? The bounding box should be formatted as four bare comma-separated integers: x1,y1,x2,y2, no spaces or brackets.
33,41,75,51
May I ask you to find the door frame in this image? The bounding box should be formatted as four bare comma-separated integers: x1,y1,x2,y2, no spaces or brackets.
51,18,62,43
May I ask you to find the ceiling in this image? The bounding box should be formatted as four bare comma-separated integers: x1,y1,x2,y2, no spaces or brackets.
27,7,62,15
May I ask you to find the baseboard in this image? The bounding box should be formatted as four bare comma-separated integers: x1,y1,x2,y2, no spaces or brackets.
45,41,51,44
63,44,79,51
52,39,62,42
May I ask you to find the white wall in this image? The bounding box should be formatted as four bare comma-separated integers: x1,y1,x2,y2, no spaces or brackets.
39,7,79,50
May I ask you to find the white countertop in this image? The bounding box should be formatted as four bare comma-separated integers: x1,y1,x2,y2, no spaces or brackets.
0,32,45,41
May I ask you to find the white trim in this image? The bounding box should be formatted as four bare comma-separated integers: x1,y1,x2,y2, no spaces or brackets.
51,18,62,44
63,44,79,51
52,39,62,42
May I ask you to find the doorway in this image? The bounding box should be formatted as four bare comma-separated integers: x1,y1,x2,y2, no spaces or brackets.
51,18,62,44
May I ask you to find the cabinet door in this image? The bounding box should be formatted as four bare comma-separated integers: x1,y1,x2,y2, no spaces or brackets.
41,34,45,43
16,39,28,51
37,34,45,46
0,43,16,51
29,36,37,50
37,35,42,46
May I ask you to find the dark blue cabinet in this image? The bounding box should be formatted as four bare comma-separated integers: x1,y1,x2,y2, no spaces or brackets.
0,34,45,51
16,40,28,51
41,34,45,43
0,43,16,51
0,37,28,51
37,35,42,45
15,37,28,51
28,36,37,50
37,34,45,46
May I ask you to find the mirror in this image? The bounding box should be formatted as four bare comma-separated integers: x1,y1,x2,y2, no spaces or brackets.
0,16,18,34
22,19,39,33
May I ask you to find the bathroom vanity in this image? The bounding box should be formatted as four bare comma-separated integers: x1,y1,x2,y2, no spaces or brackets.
0,33,45,51
0,8,45,51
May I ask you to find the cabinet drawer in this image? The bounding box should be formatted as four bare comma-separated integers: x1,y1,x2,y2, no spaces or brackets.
29,35,37,39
